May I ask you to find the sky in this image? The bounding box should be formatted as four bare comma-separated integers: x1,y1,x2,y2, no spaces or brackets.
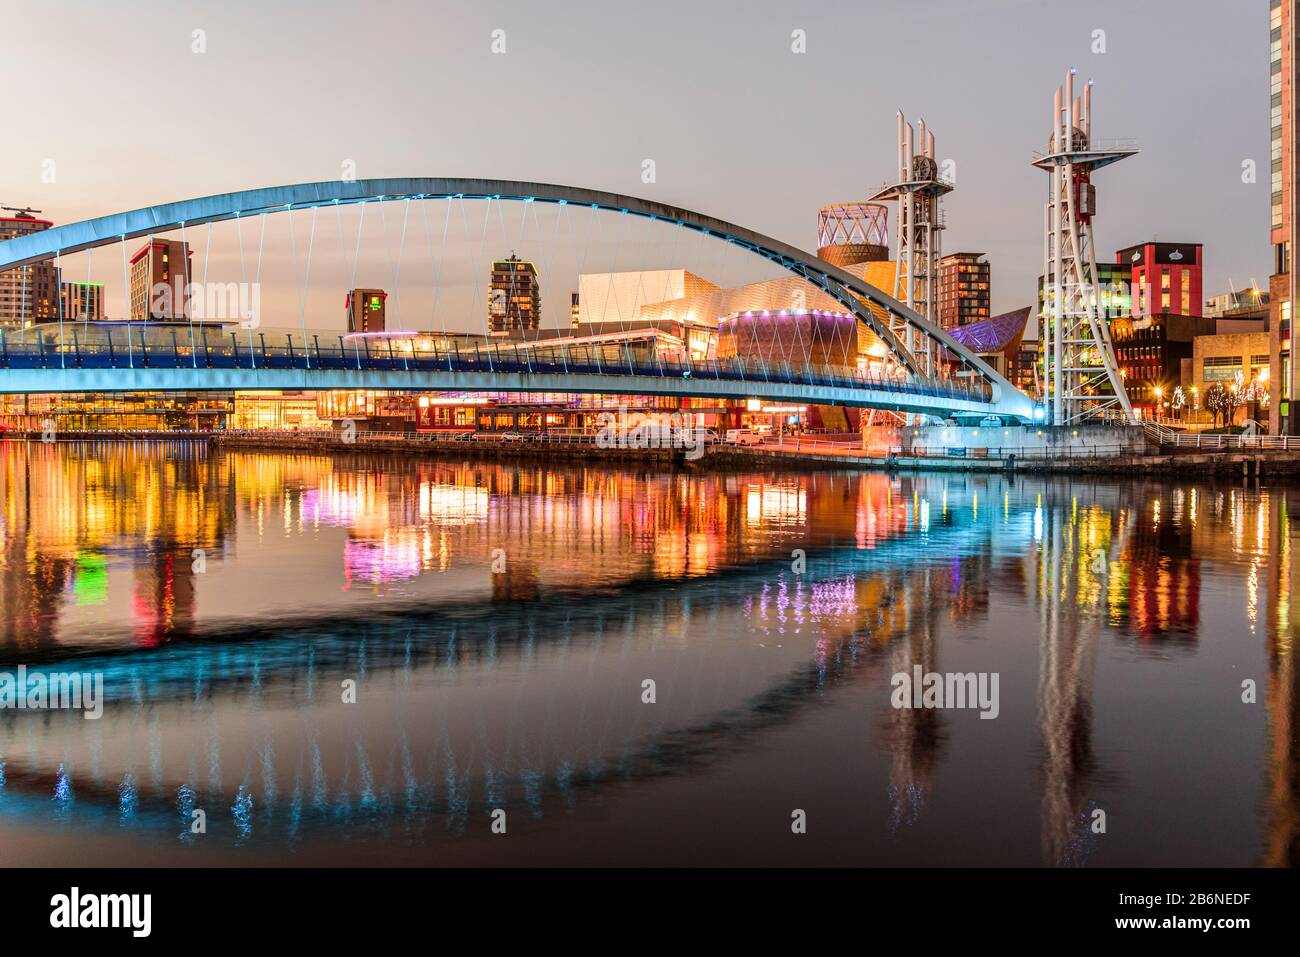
0,0,1270,323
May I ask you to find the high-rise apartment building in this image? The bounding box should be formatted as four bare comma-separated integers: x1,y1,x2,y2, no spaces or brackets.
0,213,60,328
937,252,990,328
129,239,192,321
1038,262,1133,322
1272,0,1297,431
1116,242,1203,318
489,254,541,336
346,288,387,333
61,281,105,321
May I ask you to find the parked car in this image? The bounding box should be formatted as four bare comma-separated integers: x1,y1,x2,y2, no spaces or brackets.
724,429,763,446
498,432,526,442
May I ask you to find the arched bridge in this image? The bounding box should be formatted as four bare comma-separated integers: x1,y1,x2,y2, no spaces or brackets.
0,178,1037,421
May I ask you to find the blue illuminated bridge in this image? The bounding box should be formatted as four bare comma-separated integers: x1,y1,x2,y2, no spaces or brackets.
0,178,1037,422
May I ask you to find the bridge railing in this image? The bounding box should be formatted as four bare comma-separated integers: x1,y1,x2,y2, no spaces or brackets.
0,324,994,404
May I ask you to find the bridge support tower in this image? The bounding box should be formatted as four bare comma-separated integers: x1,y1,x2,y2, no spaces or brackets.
1033,69,1136,426
869,112,953,378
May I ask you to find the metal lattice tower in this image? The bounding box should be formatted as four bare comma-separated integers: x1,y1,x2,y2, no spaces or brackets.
1033,70,1137,425
869,112,952,376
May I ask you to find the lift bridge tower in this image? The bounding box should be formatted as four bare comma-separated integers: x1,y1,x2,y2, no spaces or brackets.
1033,69,1137,425
869,112,952,376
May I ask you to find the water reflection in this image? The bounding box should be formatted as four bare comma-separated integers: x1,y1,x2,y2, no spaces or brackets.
0,438,1295,866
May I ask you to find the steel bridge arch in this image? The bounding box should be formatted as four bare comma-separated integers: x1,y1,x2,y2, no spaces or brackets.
0,178,1035,420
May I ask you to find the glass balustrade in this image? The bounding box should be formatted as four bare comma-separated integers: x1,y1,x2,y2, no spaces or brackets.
0,324,992,403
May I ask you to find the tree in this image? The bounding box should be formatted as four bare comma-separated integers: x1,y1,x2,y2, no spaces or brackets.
1204,382,1229,429
1228,371,1249,427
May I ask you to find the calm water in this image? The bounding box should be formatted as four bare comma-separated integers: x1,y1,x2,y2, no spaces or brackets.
0,438,1294,867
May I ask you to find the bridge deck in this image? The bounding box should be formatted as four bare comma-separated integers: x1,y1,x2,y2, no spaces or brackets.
0,324,1015,417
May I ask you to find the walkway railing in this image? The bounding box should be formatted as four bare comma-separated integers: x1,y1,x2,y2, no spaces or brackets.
1143,423,1300,451
726,440,1150,463
0,323,994,405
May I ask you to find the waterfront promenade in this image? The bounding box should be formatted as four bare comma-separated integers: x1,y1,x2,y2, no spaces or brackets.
10,426,1300,478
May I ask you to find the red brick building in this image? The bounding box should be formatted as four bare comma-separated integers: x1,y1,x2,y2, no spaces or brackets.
1116,242,1203,319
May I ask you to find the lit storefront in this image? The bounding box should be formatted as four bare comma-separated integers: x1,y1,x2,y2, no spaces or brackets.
468,393,722,433
734,399,809,434
309,389,731,434
416,396,486,431
0,392,233,431
232,391,326,431
315,390,417,431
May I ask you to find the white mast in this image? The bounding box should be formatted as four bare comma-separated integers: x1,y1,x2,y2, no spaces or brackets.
1034,69,1137,425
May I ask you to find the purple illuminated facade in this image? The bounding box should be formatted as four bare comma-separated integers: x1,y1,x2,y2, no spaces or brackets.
716,309,859,368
